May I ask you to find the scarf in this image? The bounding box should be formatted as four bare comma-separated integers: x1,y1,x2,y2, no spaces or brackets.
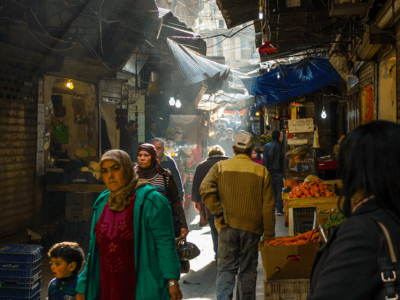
135,143,169,179
100,150,147,212
351,194,374,214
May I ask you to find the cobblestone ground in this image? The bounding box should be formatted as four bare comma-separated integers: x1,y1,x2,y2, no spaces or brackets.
179,203,288,300
37,203,287,300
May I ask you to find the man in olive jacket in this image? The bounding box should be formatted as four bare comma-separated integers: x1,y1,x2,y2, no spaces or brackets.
200,132,275,300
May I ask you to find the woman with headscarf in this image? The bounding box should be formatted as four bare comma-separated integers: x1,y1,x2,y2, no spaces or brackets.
135,144,189,238
75,150,182,300
251,148,263,165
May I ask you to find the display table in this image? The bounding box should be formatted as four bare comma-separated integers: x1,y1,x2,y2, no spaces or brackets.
46,184,107,193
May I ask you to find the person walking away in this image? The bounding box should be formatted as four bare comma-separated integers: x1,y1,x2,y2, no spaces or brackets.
264,130,284,216
135,143,189,238
200,132,275,300
151,138,185,201
251,148,263,165
307,121,400,300
191,145,229,259
48,242,85,300
76,150,182,300
219,128,234,158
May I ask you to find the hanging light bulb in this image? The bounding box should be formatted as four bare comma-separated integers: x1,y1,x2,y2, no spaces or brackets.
175,99,182,108
65,79,74,89
277,72,280,79
267,67,270,72
321,107,327,119
169,96,175,106
259,6,264,19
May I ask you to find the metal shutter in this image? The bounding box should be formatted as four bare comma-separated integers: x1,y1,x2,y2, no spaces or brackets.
0,57,38,237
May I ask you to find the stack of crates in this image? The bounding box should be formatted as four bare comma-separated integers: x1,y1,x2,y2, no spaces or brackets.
264,278,310,300
293,207,316,235
0,244,42,300
63,192,96,253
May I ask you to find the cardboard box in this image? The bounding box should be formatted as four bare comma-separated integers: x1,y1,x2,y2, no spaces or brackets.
264,278,310,300
259,240,320,280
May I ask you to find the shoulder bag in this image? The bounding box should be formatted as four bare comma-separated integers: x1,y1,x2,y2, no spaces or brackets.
365,216,400,300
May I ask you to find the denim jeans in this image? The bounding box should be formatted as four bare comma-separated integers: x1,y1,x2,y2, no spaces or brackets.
216,227,260,300
208,215,219,258
270,172,284,213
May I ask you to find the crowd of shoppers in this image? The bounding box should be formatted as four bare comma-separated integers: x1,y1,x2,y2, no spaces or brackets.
57,119,400,300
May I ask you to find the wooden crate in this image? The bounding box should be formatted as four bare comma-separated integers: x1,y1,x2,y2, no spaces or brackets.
287,196,339,236
264,278,310,300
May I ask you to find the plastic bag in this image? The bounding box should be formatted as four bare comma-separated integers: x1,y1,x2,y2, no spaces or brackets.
175,238,201,261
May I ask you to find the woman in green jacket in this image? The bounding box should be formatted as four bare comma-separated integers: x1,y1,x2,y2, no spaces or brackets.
75,150,182,300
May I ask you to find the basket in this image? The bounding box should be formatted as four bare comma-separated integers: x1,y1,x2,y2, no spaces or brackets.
0,245,42,264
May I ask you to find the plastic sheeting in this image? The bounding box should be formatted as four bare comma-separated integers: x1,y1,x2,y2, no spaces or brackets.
167,39,230,86
197,90,254,111
241,57,341,107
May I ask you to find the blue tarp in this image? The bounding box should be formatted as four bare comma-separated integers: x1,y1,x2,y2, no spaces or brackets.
241,57,341,107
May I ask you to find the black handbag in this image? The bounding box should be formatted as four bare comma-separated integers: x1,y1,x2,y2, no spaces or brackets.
175,237,201,261
365,216,400,300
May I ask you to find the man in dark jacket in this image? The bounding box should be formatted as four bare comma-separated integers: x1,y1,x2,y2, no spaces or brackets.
264,130,284,215
192,146,229,259
151,138,185,200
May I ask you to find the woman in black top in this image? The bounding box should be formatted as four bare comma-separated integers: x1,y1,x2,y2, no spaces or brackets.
307,121,400,300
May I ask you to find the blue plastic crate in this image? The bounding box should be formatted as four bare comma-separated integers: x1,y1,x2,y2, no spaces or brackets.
0,280,40,298
0,258,41,278
0,271,41,289
0,290,40,300
0,245,42,264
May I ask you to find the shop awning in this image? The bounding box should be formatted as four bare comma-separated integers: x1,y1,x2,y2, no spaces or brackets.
241,57,341,107
167,39,231,86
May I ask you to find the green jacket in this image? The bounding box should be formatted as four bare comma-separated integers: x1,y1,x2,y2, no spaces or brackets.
76,184,180,299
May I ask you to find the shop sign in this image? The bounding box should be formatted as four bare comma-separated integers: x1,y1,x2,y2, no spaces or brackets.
288,118,314,133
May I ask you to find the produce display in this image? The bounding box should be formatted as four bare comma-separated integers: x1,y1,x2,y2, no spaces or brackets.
320,211,345,229
264,230,319,245
288,179,336,199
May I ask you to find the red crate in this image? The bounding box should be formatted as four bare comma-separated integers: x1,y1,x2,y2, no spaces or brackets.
317,159,337,170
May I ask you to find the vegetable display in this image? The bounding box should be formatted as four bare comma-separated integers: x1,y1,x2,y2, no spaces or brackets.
288,179,336,199
320,211,345,229
265,230,319,245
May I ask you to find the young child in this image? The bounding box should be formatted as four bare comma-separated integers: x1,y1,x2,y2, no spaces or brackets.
47,242,85,300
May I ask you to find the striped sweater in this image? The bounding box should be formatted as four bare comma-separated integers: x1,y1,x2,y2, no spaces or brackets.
200,154,275,237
